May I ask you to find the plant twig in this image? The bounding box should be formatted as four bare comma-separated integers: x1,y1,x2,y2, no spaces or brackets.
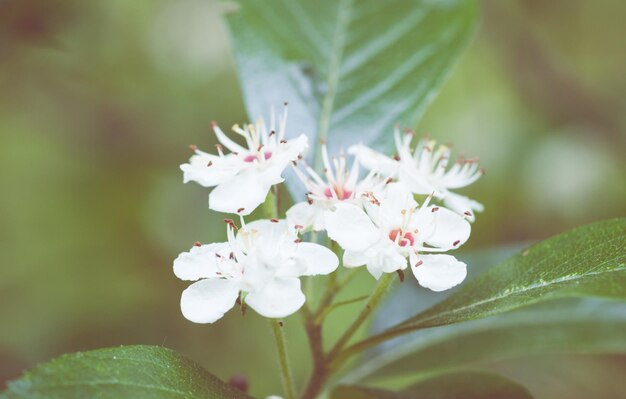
270,319,297,399
327,273,395,361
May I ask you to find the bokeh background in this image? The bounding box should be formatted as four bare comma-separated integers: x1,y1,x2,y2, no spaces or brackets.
1,0,625,397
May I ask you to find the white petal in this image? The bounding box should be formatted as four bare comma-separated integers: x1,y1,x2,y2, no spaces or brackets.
398,163,437,195
443,191,484,222
239,219,290,253
209,170,275,215
366,241,407,279
373,183,418,228
245,277,305,318
293,242,339,276
421,206,471,250
180,151,242,187
411,254,467,292
348,144,398,176
173,243,231,281
180,279,240,323
324,203,380,252
286,202,325,231
343,250,369,268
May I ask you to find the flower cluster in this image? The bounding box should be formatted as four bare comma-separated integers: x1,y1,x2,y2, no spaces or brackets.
175,106,483,323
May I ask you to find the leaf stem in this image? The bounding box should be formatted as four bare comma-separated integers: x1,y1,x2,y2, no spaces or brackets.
270,319,297,399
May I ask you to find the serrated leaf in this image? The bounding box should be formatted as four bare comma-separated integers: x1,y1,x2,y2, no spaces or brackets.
225,0,477,193
332,371,533,399
346,218,626,353
341,298,626,383
2,345,254,399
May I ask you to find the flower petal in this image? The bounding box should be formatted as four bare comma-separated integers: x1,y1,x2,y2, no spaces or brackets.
348,144,398,176
421,206,471,250
411,254,467,292
324,203,380,252
180,279,240,323
173,243,231,281
245,277,305,318
293,242,339,276
209,170,275,215
180,151,241,187
286,201,325,231
443,191,484,222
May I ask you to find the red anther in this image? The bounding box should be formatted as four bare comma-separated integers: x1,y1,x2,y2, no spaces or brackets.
392,155,401,161
294,238,302,244
283,102,288,106
307,198,313,205
224,219,238,230
237,208,245,213
229,252,236,260
414,260,424,268
193,241,202,247
453,240,460,246
189,144,197,151
431,207,439,213
257,144,264,151
396,269,405,282
207,161,213,167
294,224,304,230
464,211,473,217
280,139,287,144
270,218,279,223
269,130,276,136
385,177,393,184
297,154,303,159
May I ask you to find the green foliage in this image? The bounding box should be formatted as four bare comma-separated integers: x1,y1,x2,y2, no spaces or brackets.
352,218,626,350
342,299,626,383
1,346,253,399
226,0,477,184
332,371,533,399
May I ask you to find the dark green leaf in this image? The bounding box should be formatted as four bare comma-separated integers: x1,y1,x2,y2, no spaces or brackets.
332,371,533,399
1,345,254,399
225,0,477,192
342,299,626,383
352,218,625,351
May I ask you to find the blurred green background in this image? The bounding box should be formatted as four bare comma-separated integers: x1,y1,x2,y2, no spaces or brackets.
1,0,625,398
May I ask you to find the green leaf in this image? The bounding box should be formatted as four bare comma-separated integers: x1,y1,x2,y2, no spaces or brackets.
1,345,254,399
341,299,626,383
225,0,477,190
345,218,626,353
332,371,533,399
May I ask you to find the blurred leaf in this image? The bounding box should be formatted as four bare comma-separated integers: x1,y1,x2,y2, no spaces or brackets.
332,371,533,399
226,0,477,193
349,218,626,352
1,345,254,399
341,299,626,383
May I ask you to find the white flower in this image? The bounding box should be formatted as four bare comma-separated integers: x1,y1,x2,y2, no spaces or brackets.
286,145,386,232
180,105,308,215
349,127,484,221
326,183,470,291
173,219,338,323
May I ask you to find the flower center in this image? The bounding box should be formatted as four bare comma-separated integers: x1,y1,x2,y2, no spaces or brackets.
389,229,415,247
243,151,272,162
323,186,352,200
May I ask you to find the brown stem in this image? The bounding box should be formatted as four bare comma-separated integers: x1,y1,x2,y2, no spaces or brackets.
300,313,329,399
